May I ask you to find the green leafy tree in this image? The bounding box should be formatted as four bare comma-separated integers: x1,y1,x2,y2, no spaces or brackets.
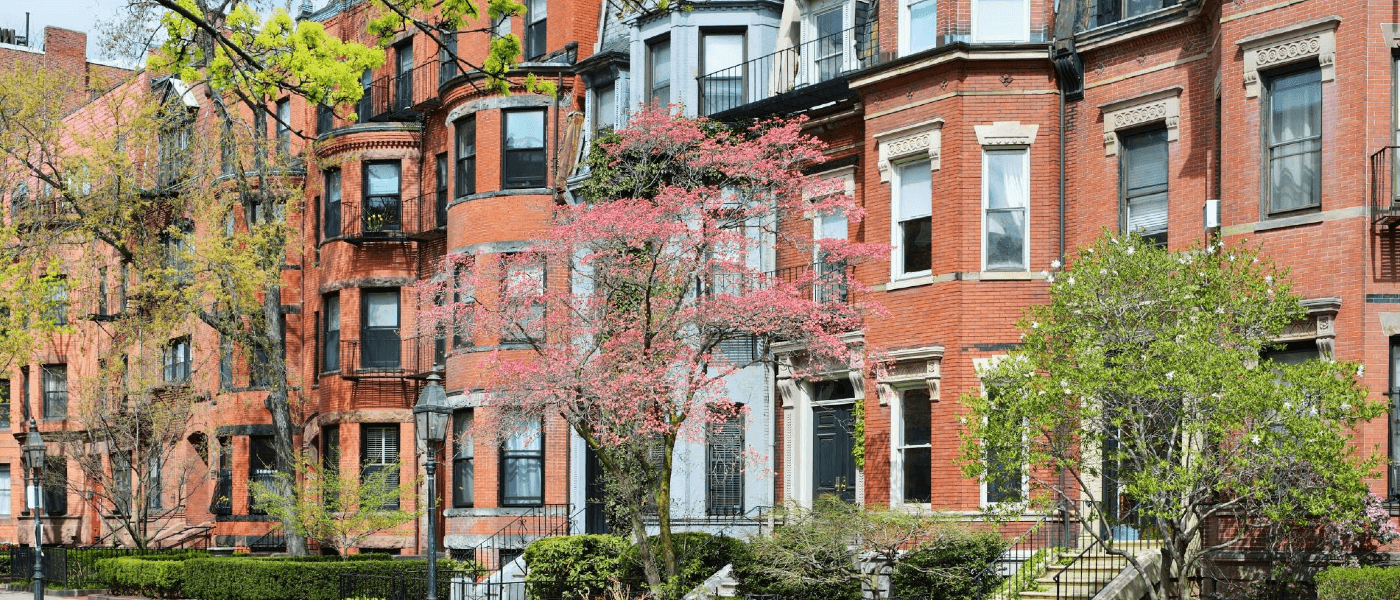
961,232,1385,600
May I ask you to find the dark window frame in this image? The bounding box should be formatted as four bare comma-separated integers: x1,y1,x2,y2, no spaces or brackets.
524,0,547,59
163,336,192,385
275,98,291,156
360,288,401,370
1118,126,1170,246
1095,0,1178,28
362,161,403,233
248,435,276,515
1261,64,1323,217
324,169,342,239
41,364,66,420
361,423,402,510
455,117,477,197
394,39,414,109
501,110,547,190
705,407,744,516
323,293,341,373
499,419,544,507
453,409,474,508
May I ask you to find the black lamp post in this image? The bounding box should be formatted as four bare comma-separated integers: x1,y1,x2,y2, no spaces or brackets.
22,419,45,600
413,375,450,600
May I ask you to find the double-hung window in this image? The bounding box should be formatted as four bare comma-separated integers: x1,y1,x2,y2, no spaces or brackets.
43,456,66,515
700,31,745,115
323,293,340,373
810,9,843,82
219,335,233,389
524,0,547,59
706,409,744,516
1120,128,1169,245
1263,68,1322,215
901,0,936,55
275,98,290,156
45,277,68,326
324,169,342,238
361,289,401,370
972,0,1028,43
435,153,449,229
163,337,192,384
439,28,458,82
647,38,671,106
982,389,1025,505
896,389,932,504
0,464,10,517
394,40,414,109
503,110,547,189
593,84,616,132
42,364,66,419
893,160,932,277
501,256,545,344
362,424,401,509
316,104,333,135
455,117,476,197
363,162,402,232
453,409,474,507
501,419,544,506
0,379,9,428
322,425,340,507
982,148,1029,271
249,435,276,515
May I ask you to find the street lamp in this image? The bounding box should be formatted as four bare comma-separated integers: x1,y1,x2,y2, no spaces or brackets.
413,375,450,600
22,419,45,600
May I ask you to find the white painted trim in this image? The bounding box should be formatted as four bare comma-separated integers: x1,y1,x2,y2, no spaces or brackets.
898,0,936,57
979,146,1031,272
890,158,934,282
972,356,1030,510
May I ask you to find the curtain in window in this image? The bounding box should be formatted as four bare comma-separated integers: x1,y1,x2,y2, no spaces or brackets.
1122,129,1169,243
453,410,474,507
1268,69,1322,213
702,33,746,114
985,150,1027,270
0,465,10,517
501,420,543,506
42,365,66,419
898,161,933,274
324,170,342,238
456,118,476,198
324,295,340,372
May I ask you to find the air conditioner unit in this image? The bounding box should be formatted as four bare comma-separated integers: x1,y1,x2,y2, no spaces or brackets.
1203,199,1220,229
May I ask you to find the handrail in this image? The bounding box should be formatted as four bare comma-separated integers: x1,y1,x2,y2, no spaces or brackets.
337,335,444,380
1371,146,1400,227
696,23,877,116
458,503,572,572
1053,534,1105,600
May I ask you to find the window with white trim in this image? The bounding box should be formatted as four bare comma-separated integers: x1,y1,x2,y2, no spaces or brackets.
0,464,11,516
893,160,932,277
982,148,1029,271
163,337,192,384
901,0,935,56
894,388,931,504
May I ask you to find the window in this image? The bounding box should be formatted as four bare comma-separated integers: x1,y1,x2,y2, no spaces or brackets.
452,260,476,349
324,169,342,239
706,409,744,516
41,365,66,419
895,389,932,504
503,110,547,189
501,256,545,344
501,419,544,506
112,452,132,515
249,435,276,515
810,9,843,82
1391,336,1400,498
972,0,1027,43
647,38,671,105
220,120,236,176
440,28,458,82
316,104,334,135
363,161,402,232
157,109,193,188
163,337,192,384
893,160,932,277
394,40,413,109
434,153,449,229
119,262,130,313
250,337,274,389
322,425,340,506
219,335,233,390
358,69,373,123
20,367,28,423
163,220,193,282
211,437,232,515
97,267,110,317
45,277,68,326
361,289,401,369
902,0,936,55
147,455,162,511
1120,128,1169,246
323,294,340,372
43,456,65,516
275,98,291,156
455,117,476,198
983,389,1025,505
524,0,547,59
982,148,1029,271
1263,68,1322,215
0,464,10,516
453,409,474,507
361,424,401,509
592,84,616,132
1096,0,1174,27
0,379,9,428
1263,340,1319,364
700,31,745,115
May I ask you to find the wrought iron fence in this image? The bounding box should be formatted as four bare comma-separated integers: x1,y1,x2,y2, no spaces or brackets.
338,335,444,379
340,569,479,600
331,194,443,242
696,23,878,117
455,504,573,572
1371,146,1400,227
768,263,855,305
359,61,442,122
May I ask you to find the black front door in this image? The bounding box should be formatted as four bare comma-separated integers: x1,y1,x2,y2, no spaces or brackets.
814,405,856,502
584,445,608,534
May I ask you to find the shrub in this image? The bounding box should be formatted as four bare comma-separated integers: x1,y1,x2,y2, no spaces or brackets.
181,557,457,600
622,532,748,598
889,531,1007,600
523,534,632,600
97,557,187,598
1316,566,1400,600
733,532,860,600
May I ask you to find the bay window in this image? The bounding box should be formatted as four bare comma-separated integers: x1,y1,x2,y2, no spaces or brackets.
982,148,1029,271
502,110,547,189
501,419,544,506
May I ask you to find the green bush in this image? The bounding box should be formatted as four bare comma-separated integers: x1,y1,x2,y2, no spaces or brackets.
523,534,632,600
181,557,458,600
889,531,1007,600
732,535,860,600
623,532,749,598
97,557,188,598
1316,566,1400,600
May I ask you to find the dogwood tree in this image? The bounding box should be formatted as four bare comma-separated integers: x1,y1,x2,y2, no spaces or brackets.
417,107,883,597
961,233,1385,600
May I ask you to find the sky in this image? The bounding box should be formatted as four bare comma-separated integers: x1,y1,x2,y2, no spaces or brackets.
0,0,140,66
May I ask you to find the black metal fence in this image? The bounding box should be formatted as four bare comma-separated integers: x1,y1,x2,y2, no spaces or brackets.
339,569,477,600
1371,146,1400,227
696,23,878,117
358,61,442,123
455,504,573,573
338,335,445,380
332,194,442,242
10,546,204,589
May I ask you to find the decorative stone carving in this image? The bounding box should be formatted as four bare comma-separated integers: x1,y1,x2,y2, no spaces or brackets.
877,345,944,404
974,121,1039,147
1100,88,1182,156
1238,16,1340,98
876,119,943,182
1278,297,1341,362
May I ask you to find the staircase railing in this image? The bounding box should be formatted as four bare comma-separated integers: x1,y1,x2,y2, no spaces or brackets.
989,512,1073,600
1053,535,1112,600
454,504,572,572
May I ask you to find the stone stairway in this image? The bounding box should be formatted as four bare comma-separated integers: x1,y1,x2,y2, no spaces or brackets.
1015,540,1159,600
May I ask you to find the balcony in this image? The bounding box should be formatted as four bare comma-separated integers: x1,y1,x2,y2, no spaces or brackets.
337,335,446,380
327,193,447,244
697,23,878,119
1373,146,1400,229
770,263,855,305
357,61,442,123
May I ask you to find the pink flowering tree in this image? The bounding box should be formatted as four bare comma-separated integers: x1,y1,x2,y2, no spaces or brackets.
417,107,884,595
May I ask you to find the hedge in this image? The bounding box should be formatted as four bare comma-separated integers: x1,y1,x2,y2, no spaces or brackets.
181,557,472,600
97,557,188,598
889,531,1008,600
1316,566,1400,600
523,534,632,600
623,532,749,598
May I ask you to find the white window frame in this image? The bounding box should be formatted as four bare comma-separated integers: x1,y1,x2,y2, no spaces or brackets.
973,356,1029,509
971,0,1029,43
809,165,856,256
0,464,11,516
899,0,936,56
979,146,1030,272
891,158,933,281
888,385,932,508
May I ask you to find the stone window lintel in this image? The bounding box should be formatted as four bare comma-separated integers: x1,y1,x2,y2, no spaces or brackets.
974,121,1039,147
1237,16,1341,99
1099,87,1183,156
876,118,944,182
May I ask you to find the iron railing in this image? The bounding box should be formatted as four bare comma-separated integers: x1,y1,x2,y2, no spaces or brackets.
248,530,287,552
985,513,1075,600
768,263,855,304
454,504,573,572
358,61,442,123
338,335,445,380
329,193,445,243
1372,146,1400,227
697,23,877,117
210,470,233,515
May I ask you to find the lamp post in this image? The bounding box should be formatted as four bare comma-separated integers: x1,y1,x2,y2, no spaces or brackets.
22,419,45,600
413,375,450,600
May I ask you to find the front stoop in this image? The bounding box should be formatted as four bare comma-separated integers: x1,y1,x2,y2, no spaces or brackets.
1015,541,1162,600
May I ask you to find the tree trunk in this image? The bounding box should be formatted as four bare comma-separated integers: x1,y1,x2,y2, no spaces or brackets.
656,436,677,583
264,285,307,556
632,509,663,598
